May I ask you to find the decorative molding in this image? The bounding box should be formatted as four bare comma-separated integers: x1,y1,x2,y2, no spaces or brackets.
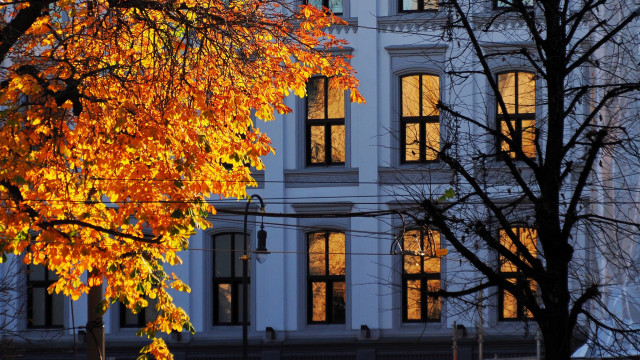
471,12,539,31
385,44,447,57
378,166,455,185
284,168,359,188
377,13,451,33
291,201,354,214
326,18,359,34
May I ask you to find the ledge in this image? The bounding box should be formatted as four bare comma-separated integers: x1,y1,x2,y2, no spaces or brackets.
284,168,359,188
378,165,454,185
377,12,451,33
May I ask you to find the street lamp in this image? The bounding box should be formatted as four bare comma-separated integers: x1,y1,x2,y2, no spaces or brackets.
242,194,267,360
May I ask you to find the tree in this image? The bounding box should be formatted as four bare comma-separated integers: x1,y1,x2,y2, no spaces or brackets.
389,1,640,359
0,0,363,358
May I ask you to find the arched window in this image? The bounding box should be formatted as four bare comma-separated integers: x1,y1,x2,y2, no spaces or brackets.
306,77,346,166
498,227,537,320
399,0,438,12
400,74,440,163
496,71,536,159
402,228,442,322
27,265,64,328
212,232,247,325
307,231,346,324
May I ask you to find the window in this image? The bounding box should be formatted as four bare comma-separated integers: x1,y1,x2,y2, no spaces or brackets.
494,0,534,9
307,231,346,324
400,74,440,163
212,232,248,325
306,76,346,166
497,71,536,159
120,297,158,328
27,265,64,328
304,0,343,14
402,228,442,322
399,0,438,12
499,227,537,320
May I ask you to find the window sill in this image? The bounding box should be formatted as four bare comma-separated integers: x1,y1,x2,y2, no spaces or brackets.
378,165,454,185
284,168,359,188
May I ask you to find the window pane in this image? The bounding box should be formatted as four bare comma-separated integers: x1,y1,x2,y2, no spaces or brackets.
123,306,140,327
214,234,232,277
51,293,64,326
234,234,247,277
217,284,232,323
501,120,517,158
328,232,345,275
427,280,441,320
145,298,158,324
403,230,421,274
238,284,248,323
330,125,345,163
402,76,420,117
422,75,439,116
311,282,327,322
521,227,537,259
423,0,438,10
404,122,421,162
425,122,440,161
503,286,518,319
518,72,535,114
307,78,325,120
327,85,344,119
332,282,346,323
30,288,46,327
328,0,343,13
402,0,419,11
307,0,323,8
310,125,326,164
498,73,516,114
522,119,536,159
29,265,45,281
423,230,441,273
308,233,327,276
499,229,518,272
406,279,421,320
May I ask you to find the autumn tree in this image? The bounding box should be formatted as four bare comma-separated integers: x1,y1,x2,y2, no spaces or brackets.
0,0,362,358
387,0,640,359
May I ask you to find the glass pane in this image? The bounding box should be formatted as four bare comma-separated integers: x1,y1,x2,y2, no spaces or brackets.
307,78,325,120
499,229,517,272
501,120,517,158
310,125,326,164
214,234,232,277
423,230,441,273
145,298,158,324
238,284,248,323
503,284,518,319
402,0,419,11
404,122,420,162
29,265,45,281
307,0,323,9
217,284,232,323
425,122,440,161
234,234,247,277
332,282,346,323
328,0,343,13
124,307,139,327
518,72,536,114
308,233,326,276
311,282,327,322
427,280,441,320
522,119,536,158
327,84,344,119
330,125,345,163
51,293,64,326
47,269,58,280
402,76,420,117
422,75,439,116
406,279,421,320
403,230,421,274
328,232,345,275
521,227,537,259
498,73,516,114
31,288,46,326
424,0,438,10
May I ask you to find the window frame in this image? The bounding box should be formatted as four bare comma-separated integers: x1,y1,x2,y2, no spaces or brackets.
401,228,442,323
495,71,536,160
398,0,439,13
493,0,534,10
306,230,347,325
119,297,159,328
212,232,248,326
26,265,64,329
305,76,346,167
399,73,441,164
497,227,536,321
303,0,344,15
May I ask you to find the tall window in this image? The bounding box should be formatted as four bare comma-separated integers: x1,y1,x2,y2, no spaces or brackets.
400,74,440,163
497,71,536,159
27,265,64,328
306,76,346,166
213,232,247,325
399,0,438,12
499,227,537,320
120,298,158,328
307,231,346,324
304,0,343,14
402,228,442,322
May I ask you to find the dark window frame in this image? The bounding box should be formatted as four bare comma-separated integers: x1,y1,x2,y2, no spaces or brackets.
303,0,344,15
212,232,248,326
306,231,346,324
398,0,439,13
400,73,441,164
401,228,442,323
497,227,536,321
27,265,64,329
496,71,536,160
493,0,534,10
305,76,346,166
